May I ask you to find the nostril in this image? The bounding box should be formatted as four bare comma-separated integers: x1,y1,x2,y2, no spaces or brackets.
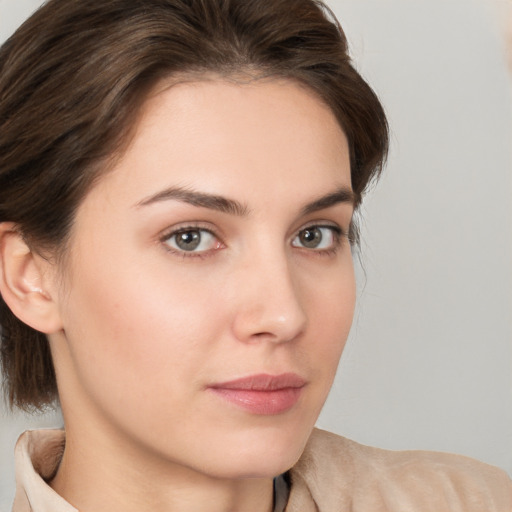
248,331,276,343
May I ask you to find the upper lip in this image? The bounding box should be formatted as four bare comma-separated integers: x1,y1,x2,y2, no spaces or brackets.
209,373,307,391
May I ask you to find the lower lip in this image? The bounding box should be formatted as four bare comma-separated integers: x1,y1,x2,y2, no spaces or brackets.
209,387,303,415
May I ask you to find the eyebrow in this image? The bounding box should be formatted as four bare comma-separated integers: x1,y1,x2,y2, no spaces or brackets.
300,187,356,215
136,186,249,216
135,185,355,216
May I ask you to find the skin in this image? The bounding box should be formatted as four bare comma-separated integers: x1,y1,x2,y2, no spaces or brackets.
35,79,355,512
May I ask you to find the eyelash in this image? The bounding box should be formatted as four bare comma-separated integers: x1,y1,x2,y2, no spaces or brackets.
159,223,348,259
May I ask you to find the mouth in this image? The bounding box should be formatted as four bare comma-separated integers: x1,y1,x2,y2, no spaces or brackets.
208,373,306,415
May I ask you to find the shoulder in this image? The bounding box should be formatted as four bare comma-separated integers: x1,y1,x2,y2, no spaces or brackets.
286,428,512,512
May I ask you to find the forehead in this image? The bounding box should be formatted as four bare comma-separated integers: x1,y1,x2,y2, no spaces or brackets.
81,78,351,211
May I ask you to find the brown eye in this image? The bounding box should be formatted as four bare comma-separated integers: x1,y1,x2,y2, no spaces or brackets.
164,228,218,253
299,228,323,248
175,230,201,251
291,225,339,250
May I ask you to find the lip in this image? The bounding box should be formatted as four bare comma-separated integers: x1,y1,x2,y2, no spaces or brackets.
208,373,306,415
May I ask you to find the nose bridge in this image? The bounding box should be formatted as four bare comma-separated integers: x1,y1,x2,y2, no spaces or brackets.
231,241,307,344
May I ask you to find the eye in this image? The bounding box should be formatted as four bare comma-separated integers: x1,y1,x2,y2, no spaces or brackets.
163,228,221,253
291,225,340,250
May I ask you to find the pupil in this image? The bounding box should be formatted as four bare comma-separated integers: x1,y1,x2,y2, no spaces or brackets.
176,230,200,251
300,228,322,248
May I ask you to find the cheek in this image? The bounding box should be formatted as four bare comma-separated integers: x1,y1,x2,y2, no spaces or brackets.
300,258,356,381
58,250,228,404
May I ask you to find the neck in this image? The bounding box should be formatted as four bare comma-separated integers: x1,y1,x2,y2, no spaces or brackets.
50,423,275,512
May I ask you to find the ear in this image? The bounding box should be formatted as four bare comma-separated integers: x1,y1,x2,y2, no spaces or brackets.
0,222,63,334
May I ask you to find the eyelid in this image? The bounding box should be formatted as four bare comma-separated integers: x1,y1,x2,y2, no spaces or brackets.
295,221,345,238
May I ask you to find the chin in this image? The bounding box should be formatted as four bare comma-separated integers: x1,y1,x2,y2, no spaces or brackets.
203,450,304,480
193,422,313,479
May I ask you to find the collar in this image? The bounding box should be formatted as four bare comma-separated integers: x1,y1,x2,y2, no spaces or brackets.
12,430,77,512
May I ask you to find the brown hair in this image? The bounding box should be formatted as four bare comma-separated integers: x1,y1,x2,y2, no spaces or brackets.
0,0,388,410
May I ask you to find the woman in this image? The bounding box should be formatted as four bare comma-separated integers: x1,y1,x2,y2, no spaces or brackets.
0,1,510,511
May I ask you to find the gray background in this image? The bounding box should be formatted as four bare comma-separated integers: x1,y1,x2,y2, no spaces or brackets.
1,0,511,509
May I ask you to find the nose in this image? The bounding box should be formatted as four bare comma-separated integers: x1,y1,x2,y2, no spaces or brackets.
230,250,308,344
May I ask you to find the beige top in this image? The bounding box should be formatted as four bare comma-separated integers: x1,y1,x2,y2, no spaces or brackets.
12,428,512,512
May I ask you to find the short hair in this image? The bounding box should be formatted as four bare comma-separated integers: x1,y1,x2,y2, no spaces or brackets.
0,0,388,410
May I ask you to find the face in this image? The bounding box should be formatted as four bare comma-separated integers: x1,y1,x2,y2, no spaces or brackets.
49,79,355,479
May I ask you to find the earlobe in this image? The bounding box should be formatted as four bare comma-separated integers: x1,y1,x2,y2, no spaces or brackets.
0,222,63,334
